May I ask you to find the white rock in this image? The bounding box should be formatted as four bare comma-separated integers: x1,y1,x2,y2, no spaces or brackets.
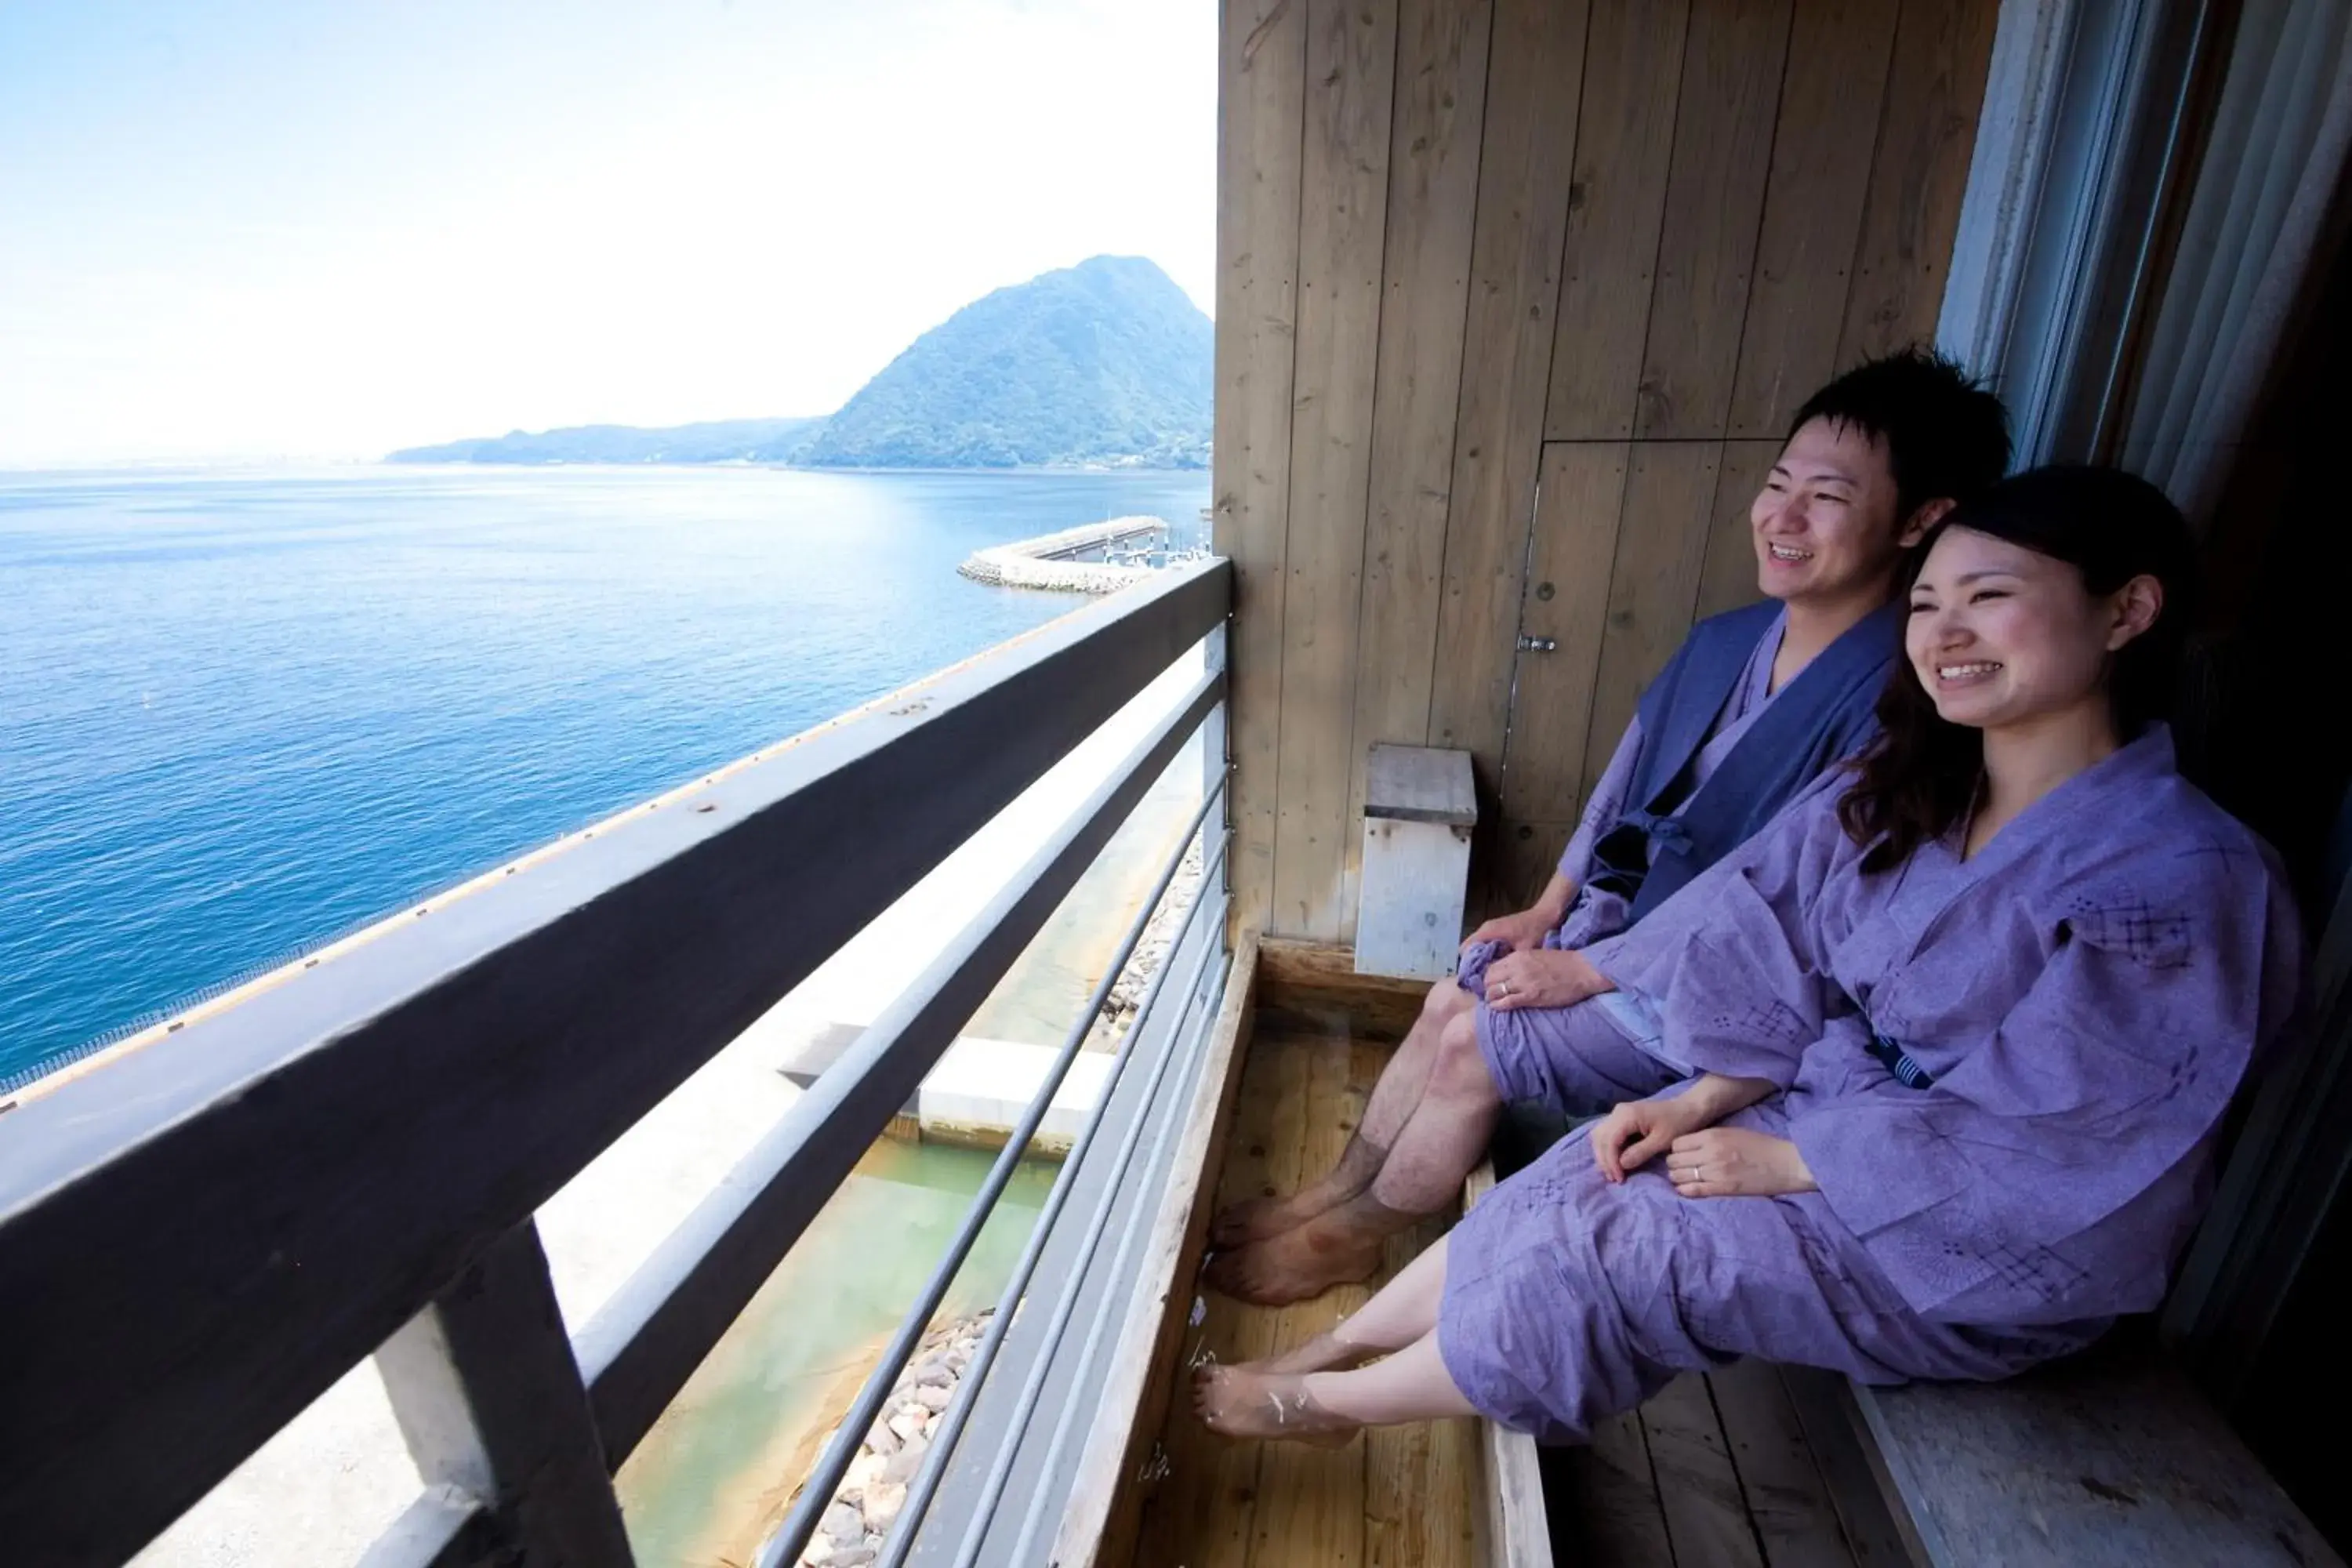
882,1434,930,1484
865,1420,900,1457
845,1450,886,1494
887,1411,925,1444
865,1481,908,1530
822,1501,864,1544
909,1383,953,1411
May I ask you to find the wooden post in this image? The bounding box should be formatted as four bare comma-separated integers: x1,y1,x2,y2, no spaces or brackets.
375,1221,634,1568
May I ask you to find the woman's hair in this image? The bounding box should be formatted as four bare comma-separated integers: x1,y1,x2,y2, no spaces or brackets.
1838,465,2198,871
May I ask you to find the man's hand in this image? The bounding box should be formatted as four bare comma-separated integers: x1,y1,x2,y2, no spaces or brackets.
1461,907,1552,956
1589,1093,1713,1183
1663,1128,1817,1199
1483,948,1610,1012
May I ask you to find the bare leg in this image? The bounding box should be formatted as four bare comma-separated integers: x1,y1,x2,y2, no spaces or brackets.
1196,1335,1475,1442
1368,1006,1504,1214
1208,1011,1497,1305
1258,1236,1450,1374
1210,978,1473,1247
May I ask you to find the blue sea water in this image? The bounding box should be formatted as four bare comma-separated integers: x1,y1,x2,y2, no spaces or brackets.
0,463,1210,1086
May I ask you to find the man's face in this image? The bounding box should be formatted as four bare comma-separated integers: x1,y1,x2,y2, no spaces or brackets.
1748,416,1916,606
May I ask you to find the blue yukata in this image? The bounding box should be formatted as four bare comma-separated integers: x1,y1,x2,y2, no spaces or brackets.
1436,728,2304,1443
1461,598,1900,1086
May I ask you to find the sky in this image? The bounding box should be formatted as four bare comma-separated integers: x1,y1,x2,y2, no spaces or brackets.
0,0,1216,466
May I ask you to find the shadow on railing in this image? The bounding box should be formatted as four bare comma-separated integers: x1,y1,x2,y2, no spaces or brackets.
0,558,1232,1568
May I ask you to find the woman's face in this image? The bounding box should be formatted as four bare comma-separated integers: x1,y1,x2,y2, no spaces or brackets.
1904,525,2161,731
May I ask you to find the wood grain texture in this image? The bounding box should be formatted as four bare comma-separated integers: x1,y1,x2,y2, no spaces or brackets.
1497,441,1628,826
1485,819,1573,921
1058,938,1259,1568
1131,1029,1309,1568
1855,1352,2337,1568
1644,1372,1766,1568
1544,0,1692,442
1708,1359,1859,1568
1576,441,1722,805
1726,0,1901,438
1633,0,1795,441
1693,438,1779,620
1835,0,2001,366
1550,1410,1676,1566
1258,937,1430,1041
1250,1029,1374,1568
1341,0,1494,935
1272,0,1399,941
1425,0,1591,800
1364,1204,1479,1568
1777,1366,1923,1568
1217,0,1308,941
1364,743,1478,825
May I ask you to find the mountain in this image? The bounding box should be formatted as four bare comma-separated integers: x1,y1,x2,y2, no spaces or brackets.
387,416,825,466
797,256,1210,470
383,255,1213,470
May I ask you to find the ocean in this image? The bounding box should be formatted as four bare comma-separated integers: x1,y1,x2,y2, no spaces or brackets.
0,463,1211,1087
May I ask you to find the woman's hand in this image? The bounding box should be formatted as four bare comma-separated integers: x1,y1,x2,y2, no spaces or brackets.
1663,1128,1818,1199
1589,1093,1714,1183
1590,1073,1785,1184
1462,908,1552,956
1484,948,1610,1012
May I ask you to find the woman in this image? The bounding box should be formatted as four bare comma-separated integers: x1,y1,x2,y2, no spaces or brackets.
1196,466,2303,1445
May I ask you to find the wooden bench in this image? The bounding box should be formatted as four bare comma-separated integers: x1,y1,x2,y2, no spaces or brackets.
1483,1110,2341,1566
1846,1347,2336,1566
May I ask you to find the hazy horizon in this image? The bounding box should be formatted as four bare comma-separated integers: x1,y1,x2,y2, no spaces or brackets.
0,1,1214,467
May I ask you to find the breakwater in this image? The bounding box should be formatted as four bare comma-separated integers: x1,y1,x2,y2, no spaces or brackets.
956,516,1165,593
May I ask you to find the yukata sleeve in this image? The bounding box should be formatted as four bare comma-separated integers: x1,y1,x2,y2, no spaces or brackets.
1557,714,1643,890
1581,776,1856,1087
1788,861,2303,1325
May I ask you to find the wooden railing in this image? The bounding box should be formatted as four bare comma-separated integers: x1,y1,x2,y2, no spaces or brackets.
0,558,1232,1567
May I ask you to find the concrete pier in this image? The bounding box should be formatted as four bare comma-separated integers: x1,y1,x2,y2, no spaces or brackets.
956,516,1165,593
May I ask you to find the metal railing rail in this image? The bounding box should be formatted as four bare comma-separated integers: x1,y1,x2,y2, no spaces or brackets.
760,794,1229,1568
0,560,1230,1568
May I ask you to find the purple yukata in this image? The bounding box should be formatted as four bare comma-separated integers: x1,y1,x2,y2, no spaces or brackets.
1438,728,2303,1443
1459,611,1785,992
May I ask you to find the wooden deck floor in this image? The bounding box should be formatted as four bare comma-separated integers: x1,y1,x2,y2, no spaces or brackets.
1126,1015,1891,1568
1551,1364,1886,1567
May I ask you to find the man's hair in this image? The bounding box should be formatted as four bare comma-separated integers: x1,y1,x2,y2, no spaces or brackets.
1788,346,2011,524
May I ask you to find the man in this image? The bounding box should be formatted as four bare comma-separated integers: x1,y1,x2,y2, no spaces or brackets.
1208,347,2011,1305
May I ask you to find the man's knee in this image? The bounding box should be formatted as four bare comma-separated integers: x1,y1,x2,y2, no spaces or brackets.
1421,975,1472,1025
1432,1010,1495,1097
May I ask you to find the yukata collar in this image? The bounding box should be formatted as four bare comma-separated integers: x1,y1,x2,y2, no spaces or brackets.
1950,723,2178,866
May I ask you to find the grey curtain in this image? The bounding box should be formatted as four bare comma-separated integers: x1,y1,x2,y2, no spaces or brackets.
2123,0,2352,521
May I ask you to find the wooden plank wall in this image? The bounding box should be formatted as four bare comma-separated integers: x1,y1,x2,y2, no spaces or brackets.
1218,0,1998,940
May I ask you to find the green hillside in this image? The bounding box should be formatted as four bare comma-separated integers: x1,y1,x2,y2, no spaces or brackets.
795,256,1210,470
383,255,1211,470
388,417,824,466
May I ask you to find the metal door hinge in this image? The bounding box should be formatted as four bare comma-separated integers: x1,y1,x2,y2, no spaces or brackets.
1517,634,1556,652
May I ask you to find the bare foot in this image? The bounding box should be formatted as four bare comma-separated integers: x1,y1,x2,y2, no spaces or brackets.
1211,1138,1385,1247
1203,1209,1390,1306
1210,1183,1337,1248
1192,1363,1357,1446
